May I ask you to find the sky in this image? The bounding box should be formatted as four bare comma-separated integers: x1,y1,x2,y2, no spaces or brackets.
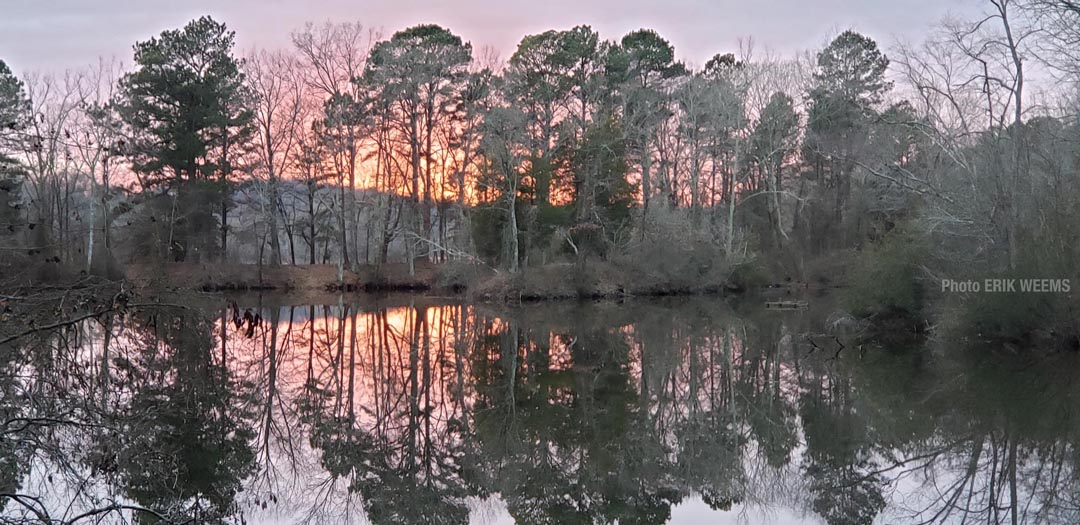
0,0,985,73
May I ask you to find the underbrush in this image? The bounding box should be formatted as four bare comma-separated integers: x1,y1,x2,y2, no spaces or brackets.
473,209,739,300
938,276,1080,351
843,229,927,321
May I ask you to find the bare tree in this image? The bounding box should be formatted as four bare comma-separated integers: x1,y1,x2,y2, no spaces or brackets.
70,59,124,274
247,49,311,266
15,71,82,265
292,22,378,270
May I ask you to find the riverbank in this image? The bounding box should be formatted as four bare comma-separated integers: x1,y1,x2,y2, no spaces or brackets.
121,260,754,300
5,257,1078,357
124,262,440,293
470,261,742,300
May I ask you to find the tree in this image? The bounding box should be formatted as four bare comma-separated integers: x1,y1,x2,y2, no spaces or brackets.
560,26,606,138
674,70,744,223
802,31,891,250
1031,0,1080,82
810,32,891,108
894,4,1041,272
748,92,799,246
292,121,337,265
71,59,124,275
0,60,28,263
615,29,685,216
14,73,81,265
568,113,635,260
364,24,472,273
505,30,576,208
292,22,376,269
435,65,495,263
0,60,26,140
502,28,605,266
246,50,309,266
319,92,367,277
479,106,528,272
118,16,255,262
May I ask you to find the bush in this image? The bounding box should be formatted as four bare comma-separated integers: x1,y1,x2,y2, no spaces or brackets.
938,231,1080,343
436,260,490,291
728,262,770,291
844,229,927,319
612,205,730,292
960,284,1056,339
469,203,505,264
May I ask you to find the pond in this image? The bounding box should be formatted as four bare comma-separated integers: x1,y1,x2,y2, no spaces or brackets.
2,294,1079,524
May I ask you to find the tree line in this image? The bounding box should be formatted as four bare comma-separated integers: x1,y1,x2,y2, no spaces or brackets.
0,1,1077,293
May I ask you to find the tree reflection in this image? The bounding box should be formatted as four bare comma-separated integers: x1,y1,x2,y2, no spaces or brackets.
0,332,30,513
94,308,257,523
471,311,682,524
294,302,480,524
3,296,1080,524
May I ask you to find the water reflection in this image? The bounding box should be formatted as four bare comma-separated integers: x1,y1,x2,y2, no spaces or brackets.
3,296,1080,524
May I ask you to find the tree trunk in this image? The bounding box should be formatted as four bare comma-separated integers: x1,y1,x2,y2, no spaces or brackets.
338,173,349,269
726,136,742,255
86,159,96,274
642,143,652,213
268,176,282,265
507,189,519,273
308,184,317,264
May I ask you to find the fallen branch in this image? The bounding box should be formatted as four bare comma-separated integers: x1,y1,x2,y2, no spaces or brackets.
0,308,116,346
406,232,497,273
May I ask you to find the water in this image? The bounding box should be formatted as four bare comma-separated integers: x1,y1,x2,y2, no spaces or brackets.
2,294,1079,524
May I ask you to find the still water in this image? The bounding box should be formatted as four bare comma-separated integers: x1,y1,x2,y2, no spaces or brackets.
3,294,1079,524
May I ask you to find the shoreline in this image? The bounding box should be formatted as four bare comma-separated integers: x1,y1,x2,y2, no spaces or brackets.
119,261,754,302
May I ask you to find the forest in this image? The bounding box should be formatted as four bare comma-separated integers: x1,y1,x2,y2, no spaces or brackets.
0,0,1079,329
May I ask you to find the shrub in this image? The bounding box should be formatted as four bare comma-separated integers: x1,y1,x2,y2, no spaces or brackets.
844,229,927,319
960,284,1055,339
728,262,770,291
613,205,730,292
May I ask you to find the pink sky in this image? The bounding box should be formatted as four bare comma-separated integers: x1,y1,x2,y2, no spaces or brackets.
1,0,981,73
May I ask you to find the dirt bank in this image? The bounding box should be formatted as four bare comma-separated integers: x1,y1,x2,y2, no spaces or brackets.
471,261,740,301
125,262,441,293
123,260,752,301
